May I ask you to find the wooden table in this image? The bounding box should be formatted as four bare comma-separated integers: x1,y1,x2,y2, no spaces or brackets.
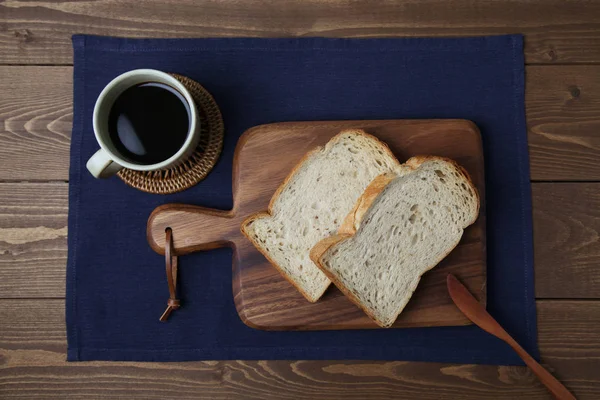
1,1,599,398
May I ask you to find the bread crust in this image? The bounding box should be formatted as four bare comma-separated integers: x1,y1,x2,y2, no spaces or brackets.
241,129,396,302
242,212,324,302
309,234,395,327
338,173,396,235
311,155,480,327
405,155,480,226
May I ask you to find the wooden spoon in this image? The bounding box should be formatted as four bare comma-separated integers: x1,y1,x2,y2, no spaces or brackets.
446,274,576,400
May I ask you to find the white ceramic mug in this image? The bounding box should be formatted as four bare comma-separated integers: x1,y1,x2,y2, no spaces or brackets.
86,69,200,178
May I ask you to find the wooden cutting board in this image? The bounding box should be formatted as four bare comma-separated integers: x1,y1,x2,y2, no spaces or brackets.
147,120,486,330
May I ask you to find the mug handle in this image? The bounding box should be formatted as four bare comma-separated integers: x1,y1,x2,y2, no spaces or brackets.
86,149,124,178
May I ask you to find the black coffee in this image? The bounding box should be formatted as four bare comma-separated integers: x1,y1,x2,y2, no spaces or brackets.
108,82,191,165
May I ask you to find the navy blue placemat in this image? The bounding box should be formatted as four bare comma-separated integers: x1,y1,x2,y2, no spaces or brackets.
67,34,537,364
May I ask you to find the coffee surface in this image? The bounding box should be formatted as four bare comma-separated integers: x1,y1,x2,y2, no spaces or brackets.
108,82,191,165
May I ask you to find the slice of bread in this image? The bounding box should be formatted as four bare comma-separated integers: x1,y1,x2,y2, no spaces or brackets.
310,156,479,327
241,130,407,302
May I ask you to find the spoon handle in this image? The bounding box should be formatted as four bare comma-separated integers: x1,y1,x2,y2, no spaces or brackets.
503,336,576,400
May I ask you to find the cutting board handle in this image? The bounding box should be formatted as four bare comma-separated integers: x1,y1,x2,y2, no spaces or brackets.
147,204,238,255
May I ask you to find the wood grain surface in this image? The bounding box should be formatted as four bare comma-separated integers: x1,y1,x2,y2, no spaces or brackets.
526,66,600,181
148,120,486,330
1,299,598,399
1,1,600,397
0,66,72,180
1,0,600,65
532,183,600,298
0,183,68,298
2,65,600,181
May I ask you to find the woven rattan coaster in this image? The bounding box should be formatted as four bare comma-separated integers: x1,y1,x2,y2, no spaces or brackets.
117,74,224,194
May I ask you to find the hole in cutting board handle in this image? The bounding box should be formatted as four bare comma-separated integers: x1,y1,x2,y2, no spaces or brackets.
147,204,239,255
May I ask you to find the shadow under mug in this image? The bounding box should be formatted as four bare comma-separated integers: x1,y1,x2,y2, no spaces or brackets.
86,69,201,179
